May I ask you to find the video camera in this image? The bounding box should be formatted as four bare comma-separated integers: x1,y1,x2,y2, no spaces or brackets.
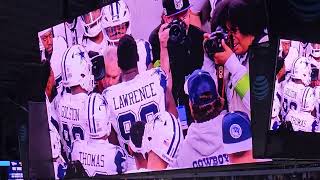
204,26,234,57
165,19,187,45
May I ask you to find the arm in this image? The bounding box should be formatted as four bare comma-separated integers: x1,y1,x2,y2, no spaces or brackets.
158,24,178,117
224,54,250,110
214,40,250,110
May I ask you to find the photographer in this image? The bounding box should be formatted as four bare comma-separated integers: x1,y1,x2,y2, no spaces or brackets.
208,0,268,116
149,0,205,125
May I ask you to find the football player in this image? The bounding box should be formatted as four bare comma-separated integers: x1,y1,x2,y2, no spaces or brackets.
101,0,153,72
281,57,312,117
285,87,318,132
314,86,320,125
71,93,127,176
81,8,108,55
127,121,148,171
278,39,299,75
102,35,177,170
309,43,320,87
49,121,68,179
309,43,320,121
143,111,183,170
58,45,95,159
175,69,230,168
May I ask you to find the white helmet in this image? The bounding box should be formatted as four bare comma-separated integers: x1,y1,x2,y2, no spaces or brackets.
142,111,183,165
101,0,131,43
61,44,94,92
291,57,312,86
311,43,320,58
81,9,102,37
301,87,315,112
87,93,111,139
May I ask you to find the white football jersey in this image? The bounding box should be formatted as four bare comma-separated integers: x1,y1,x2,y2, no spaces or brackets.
281,81,309,116
82,32,108,55
71,139,127,176
136,39,153,73
58,92,90,156
314,87,320,121
103,68,167,153
285,110,317,132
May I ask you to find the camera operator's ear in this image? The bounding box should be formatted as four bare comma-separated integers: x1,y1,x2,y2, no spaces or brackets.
163,15,172,24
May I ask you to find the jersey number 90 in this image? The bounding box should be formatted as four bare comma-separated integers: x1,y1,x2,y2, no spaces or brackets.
117,102,159,141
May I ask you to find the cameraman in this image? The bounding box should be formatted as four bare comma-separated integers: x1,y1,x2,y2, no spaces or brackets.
209,0,268,116
149,0,205,125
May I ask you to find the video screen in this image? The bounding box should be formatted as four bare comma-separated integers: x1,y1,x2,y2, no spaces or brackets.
0,161,23,180
38,0,270,178
271,39,320,133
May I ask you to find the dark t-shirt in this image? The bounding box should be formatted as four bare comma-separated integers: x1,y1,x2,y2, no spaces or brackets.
149,24,205,124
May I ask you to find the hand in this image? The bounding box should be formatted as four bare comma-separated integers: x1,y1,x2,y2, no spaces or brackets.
213,39,233,65
203,33,210,40
159,23,170,49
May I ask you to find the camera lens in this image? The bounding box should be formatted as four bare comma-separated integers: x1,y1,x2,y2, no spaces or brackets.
169,25,181,42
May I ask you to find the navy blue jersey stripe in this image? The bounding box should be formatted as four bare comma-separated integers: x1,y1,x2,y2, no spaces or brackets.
111,3,114,19
167,113,176,155
303,88,311,109
62,47,72,82
92,94,97,133
171,113,181,157
55,76,62,86
116,1,119,18
87,94,92,133
145,41,152,67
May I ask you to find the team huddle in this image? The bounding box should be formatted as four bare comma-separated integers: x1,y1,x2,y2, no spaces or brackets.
40,0,258,178
271,40,320,132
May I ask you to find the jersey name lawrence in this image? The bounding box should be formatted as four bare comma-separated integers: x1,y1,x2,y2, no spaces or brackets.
103,68,167,146
112,81,157,110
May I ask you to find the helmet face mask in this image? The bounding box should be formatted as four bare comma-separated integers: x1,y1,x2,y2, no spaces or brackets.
61,45,95,92
81,10,102,37
105,22,129,41
102,0,131,43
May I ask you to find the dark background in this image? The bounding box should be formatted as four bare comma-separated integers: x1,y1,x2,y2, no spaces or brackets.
1,0,320,178
0,0,117,167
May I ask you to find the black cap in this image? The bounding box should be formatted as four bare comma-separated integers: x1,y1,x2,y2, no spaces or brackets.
162,0,191,17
